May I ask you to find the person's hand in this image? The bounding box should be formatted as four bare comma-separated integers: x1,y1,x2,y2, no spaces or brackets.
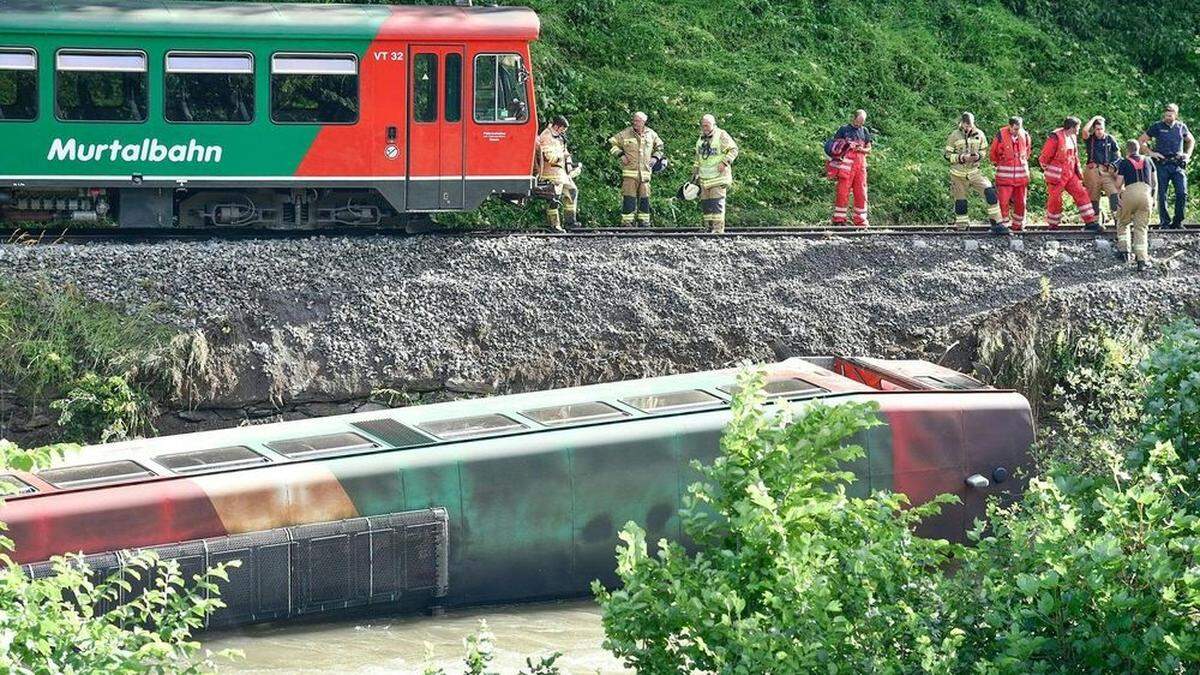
969,152,980,162
621,155,630,166
1151,151,1165,160
718,162,728,172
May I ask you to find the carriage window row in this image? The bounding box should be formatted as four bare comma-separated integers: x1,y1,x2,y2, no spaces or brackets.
1,47,528,125
0,48,358,124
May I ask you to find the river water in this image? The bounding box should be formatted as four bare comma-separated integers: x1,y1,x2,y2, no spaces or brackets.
205,599,630,674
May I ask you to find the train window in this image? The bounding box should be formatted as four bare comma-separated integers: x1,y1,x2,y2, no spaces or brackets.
445,53,462,123
165,52,254,124
0,49,37,121
417,414,526,441
473,54,528,124
520,401,629,427
620,390,723,414
915,374,981,390
719,378,826,399
266,431,378,458
55,50,148,122
37,460,155,489
155,445,270,474
270,53,358,125
412,53,438,123
0,474,37,496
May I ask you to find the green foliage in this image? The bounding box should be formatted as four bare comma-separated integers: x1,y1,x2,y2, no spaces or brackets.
598,345,1200,672
0,439,240,673
1140,320,1200,469
50,372,156,443
1037,324,1149,473
0,552,242,674
279,0,1199,225
0,280,175,443
594,370,963,672
951,441,1200,671
1000,0,1199,73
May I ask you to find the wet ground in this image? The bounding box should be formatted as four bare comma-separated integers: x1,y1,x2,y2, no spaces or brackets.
205,599,628,674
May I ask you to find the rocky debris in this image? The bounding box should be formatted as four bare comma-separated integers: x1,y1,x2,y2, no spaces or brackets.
2,234,1198,431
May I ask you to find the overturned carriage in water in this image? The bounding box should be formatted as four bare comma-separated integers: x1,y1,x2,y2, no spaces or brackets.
0,357,1033,628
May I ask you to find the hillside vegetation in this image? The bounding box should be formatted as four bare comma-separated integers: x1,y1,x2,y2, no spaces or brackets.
282,0,1199,225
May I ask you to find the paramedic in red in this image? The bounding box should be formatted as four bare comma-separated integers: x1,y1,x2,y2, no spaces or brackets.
1038,116,1100,229
990,115,1032,230
830,109,873,227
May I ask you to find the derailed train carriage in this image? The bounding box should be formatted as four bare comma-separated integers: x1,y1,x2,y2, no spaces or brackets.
0,0,541,227
0,358,1034,628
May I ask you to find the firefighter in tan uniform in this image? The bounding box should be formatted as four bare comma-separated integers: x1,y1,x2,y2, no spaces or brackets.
533,115,578,231
1113,139,1158,271
608,112,665,226
944,112,1006,233
693,114,739,233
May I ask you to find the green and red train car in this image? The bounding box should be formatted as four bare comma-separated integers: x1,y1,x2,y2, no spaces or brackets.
0,358,1034,627
0,0,541,227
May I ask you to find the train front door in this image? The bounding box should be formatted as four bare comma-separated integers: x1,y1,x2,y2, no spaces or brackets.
407,45,465,210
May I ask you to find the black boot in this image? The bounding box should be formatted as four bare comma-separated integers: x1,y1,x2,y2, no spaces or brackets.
1114,250,1129,263
989,220,1011,235
1137,258,1152,273
1084,220,1101,233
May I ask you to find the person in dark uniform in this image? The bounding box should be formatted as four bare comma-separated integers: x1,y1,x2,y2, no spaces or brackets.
1139,104,1194,228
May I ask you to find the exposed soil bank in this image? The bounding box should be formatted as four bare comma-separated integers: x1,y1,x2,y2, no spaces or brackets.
2,234,1198,441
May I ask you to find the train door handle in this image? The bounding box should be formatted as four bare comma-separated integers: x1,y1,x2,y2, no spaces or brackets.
965,474,990,489
387,126,397,142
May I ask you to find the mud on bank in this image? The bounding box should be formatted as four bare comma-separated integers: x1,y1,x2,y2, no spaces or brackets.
2,234,1198,441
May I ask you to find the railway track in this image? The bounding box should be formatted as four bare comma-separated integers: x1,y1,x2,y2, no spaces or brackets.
4,223,1200,245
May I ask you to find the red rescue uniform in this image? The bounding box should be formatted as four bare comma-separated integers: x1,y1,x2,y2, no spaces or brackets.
1038,128,1098,228
830,124,872,227
989,126,1032,230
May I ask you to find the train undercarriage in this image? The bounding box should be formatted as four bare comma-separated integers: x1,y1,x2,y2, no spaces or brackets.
0,187,412,229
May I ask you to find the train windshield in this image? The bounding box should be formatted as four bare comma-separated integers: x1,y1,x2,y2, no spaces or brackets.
473,54,528,124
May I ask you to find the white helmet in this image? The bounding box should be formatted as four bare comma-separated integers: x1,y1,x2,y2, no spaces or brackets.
677,181,701,201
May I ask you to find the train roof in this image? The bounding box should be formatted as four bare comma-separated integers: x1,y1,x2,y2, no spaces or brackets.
0,1,541,41
0,356,1008,498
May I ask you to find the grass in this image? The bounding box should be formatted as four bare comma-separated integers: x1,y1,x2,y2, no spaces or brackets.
0,280,192,442
302,0,1198,226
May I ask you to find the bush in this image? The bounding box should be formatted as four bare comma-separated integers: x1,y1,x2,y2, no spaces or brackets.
1140,320,1200,470
0,439,239,673
51,372,156,443
0,280,175,443
951,442,1200,671
597,351,1200,672
1037,324,1150,474
594,370,963,672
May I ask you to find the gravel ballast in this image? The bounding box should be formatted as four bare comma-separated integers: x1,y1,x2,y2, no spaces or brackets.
2,234,1198,417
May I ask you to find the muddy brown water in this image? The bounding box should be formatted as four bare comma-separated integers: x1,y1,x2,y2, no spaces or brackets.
204,599,629,674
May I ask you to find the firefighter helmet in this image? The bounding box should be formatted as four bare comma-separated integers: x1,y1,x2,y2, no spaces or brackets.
677,181,701,201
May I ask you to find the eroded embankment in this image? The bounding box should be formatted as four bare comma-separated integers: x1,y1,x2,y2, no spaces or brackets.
2,234,1198,441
